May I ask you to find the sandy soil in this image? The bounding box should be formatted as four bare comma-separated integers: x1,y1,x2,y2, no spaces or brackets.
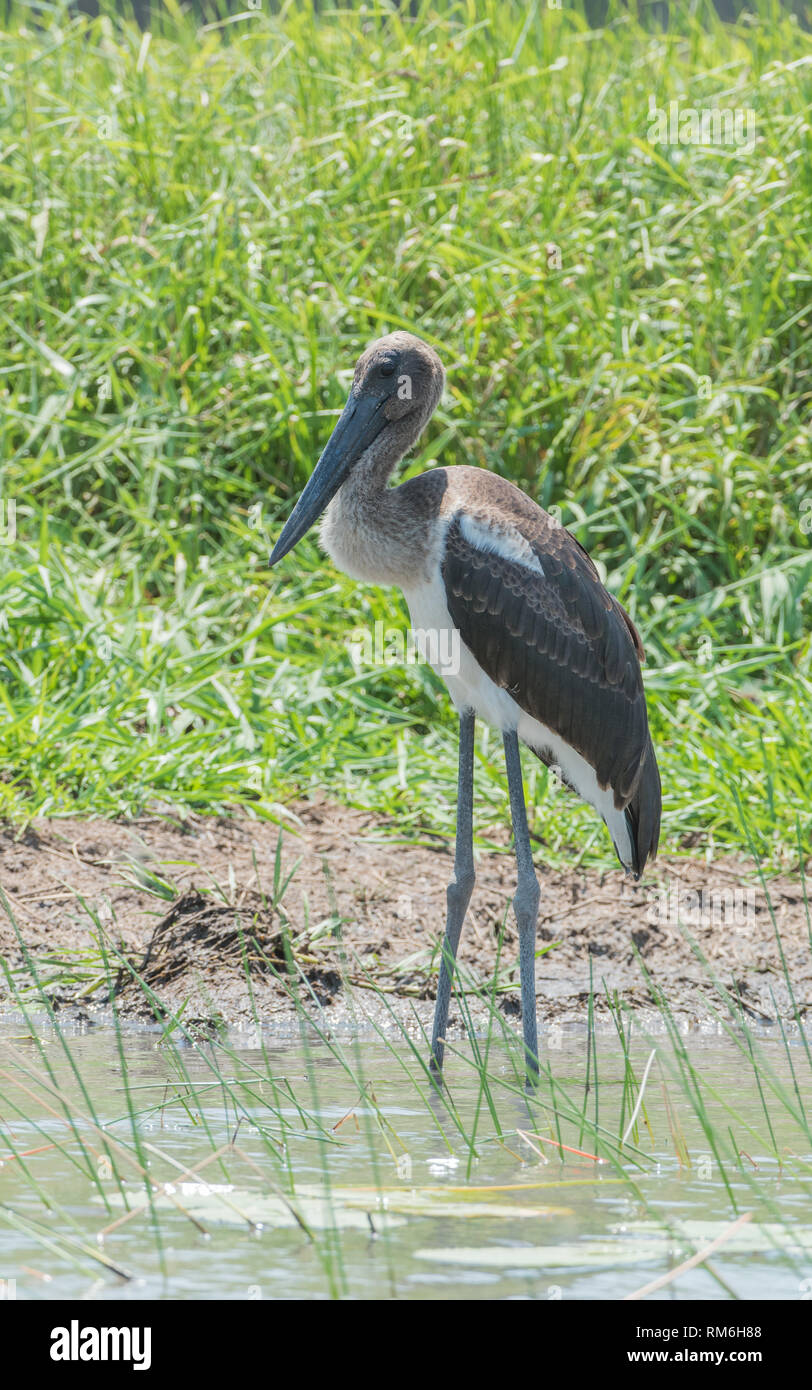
0,803,809,1038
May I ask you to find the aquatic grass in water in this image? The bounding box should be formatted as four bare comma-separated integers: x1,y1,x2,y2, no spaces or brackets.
1,861,811,1299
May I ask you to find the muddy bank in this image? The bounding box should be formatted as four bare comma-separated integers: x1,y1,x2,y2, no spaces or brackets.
0,804,809,1038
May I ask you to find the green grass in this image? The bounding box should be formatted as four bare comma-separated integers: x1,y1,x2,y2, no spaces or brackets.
0,0,809,869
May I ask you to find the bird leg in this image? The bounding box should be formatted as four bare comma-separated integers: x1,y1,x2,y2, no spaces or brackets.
430,709,476,1076
502,729,540,1085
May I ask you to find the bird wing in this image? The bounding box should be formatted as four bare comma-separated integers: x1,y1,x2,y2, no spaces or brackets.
441,503,651,808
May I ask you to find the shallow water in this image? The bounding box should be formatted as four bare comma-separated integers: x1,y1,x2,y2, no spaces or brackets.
0,1018,810,1301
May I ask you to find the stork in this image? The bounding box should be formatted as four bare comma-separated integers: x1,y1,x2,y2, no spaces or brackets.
270,332,661,1081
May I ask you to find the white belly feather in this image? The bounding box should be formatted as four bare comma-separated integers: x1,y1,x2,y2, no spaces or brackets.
402,572,635,871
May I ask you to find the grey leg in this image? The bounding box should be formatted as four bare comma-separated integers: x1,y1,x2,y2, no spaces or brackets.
430,710,476,1075
502,730,540,1084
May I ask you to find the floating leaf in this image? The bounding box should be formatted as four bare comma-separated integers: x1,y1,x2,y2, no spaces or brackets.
416,1219,812,1270
415,1241,666,1270
97,1181,569,1230
98,1182,406,1232
619,1219,812,1255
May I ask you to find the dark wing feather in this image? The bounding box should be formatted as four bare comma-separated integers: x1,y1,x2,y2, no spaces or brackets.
441,511,652,812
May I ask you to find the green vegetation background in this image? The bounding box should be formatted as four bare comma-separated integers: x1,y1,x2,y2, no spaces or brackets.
0,0,809,868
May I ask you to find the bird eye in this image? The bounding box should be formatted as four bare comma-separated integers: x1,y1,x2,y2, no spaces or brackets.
380,359,397,377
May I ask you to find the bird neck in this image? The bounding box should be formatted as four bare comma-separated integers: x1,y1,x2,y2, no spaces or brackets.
319,432,431,587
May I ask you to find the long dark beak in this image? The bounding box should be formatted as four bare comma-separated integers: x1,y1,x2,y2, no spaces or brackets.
269,391,388,566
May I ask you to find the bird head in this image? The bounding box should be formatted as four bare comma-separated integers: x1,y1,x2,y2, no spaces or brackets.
269,332,444,566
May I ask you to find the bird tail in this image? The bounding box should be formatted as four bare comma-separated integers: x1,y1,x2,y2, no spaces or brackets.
622,735,661,880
